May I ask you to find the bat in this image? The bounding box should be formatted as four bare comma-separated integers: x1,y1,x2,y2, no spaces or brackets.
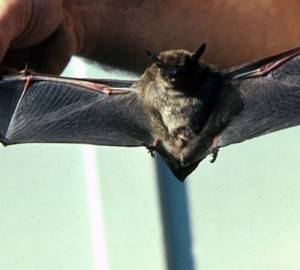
0,45,299,181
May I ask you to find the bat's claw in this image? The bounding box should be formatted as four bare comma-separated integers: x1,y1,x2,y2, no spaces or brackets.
20,64,35,75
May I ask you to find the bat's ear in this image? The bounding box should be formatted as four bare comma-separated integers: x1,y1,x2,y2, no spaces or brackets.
146,49,162,67
191,43,206,63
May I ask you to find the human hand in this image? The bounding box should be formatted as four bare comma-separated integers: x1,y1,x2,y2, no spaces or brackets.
0,0,85,74
0,0,299,75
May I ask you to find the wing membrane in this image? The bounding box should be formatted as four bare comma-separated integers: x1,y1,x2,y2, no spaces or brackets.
0,74,152,147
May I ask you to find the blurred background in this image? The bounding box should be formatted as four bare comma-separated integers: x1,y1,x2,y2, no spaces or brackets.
0,57,299,270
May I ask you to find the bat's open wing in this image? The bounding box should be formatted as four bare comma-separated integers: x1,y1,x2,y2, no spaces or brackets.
0,73,153,147
217,53,300,147
0,47,299,182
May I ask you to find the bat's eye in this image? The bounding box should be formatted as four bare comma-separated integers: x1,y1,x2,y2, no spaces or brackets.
165,66,189,82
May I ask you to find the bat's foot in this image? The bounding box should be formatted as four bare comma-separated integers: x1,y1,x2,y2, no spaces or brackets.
144,144,156,157
210,147,219,163
144,138,161,158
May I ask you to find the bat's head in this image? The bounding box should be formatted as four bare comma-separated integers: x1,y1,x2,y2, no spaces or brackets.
146,44,211,91
146,43,206,69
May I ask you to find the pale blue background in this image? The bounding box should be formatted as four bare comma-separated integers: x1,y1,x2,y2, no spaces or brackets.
0,57,299,269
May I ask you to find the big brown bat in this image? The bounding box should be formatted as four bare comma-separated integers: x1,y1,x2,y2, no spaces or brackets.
0,45,299,181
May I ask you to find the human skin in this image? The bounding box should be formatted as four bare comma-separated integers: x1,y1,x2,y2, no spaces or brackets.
0,0,299,74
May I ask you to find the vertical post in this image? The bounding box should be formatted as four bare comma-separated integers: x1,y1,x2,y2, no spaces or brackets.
156,157,194,270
